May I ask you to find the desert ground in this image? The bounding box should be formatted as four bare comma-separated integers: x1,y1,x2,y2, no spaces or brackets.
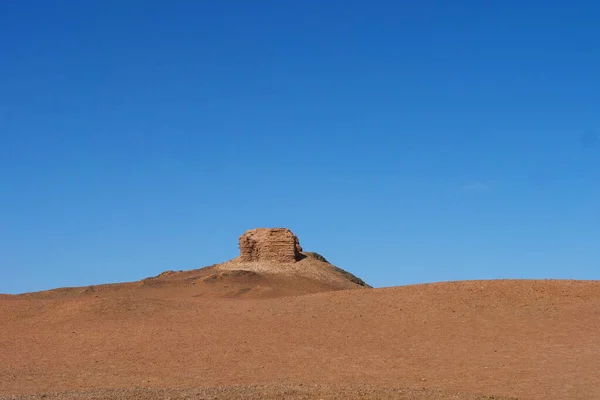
1,230,599,399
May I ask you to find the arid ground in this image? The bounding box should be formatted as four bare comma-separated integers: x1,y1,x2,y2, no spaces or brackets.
1,238,599,399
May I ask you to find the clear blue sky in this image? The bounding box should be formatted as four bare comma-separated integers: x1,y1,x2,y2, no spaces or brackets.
1,1,599,294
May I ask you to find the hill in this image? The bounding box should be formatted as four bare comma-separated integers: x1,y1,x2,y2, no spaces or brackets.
1,229,598,399
13,228,369,301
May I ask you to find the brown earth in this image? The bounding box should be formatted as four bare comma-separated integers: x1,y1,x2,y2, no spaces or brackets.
0,230,598,399
1,278,598,399
0,384,515,400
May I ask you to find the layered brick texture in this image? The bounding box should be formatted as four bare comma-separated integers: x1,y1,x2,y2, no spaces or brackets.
239,228,303,263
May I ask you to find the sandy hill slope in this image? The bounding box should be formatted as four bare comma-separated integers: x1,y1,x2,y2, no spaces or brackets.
1,230,599,400
13,256,367,301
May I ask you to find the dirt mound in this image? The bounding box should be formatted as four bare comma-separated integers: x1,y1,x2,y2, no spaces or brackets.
1,279,598,399
18,262,365,301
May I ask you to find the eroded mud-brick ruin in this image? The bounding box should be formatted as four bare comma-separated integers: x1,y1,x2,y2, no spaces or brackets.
239,228,303,263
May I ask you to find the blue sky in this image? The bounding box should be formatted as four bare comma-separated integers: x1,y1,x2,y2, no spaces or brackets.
1,1,599,294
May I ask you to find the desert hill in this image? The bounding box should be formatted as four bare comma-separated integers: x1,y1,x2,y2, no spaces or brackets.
1,229,599,400
15,228,369,301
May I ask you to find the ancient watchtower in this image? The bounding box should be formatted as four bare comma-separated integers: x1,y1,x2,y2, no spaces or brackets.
238,228,303,263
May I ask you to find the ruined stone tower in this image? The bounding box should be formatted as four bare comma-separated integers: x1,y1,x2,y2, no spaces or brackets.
238,228,303,263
